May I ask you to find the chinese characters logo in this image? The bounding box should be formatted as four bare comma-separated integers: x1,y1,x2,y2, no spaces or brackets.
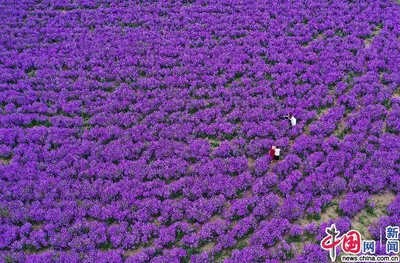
321,224,399,262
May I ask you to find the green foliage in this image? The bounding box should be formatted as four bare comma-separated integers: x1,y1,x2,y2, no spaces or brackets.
287,235,302,243
82,226,90,234
365,202,376,216
234,72,243,79
102,134,116,145
382,99,392,109
337,128,350,140
264,72,273,80
23,244,40,253
25,66,37,77
359,216,366,225
49,142,61,151
213,249,233,263
210,141,219,148
187,157,197,164
98,242,113,251
181,247,201,263
346,71,361,84
139,70,146,77
350,48,357,56
105,217,117,226
321,202,333,213
223,131,237,140
303,231,315,241
231,33,246,39
237,241,247,250
336,207,345,216
4,256,17,263
262,57,277,65
25,119,52,128
176,229,185,241
307,212,321,221
284,248,295,260
188,107,199,114
123,22,140,28
335,29,349,38
306,117,316,125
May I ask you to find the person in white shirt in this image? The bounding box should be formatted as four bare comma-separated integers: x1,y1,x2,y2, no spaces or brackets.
274,146,281,160
290,115,296,126
285,113,296,126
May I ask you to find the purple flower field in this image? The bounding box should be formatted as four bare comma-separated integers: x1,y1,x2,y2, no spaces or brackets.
1,0,400,262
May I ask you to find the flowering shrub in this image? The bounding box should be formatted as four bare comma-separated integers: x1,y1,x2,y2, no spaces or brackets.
339,192,369,217
250,219,291,247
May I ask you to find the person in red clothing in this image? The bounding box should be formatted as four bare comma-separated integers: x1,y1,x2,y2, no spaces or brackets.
269,146,276,159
